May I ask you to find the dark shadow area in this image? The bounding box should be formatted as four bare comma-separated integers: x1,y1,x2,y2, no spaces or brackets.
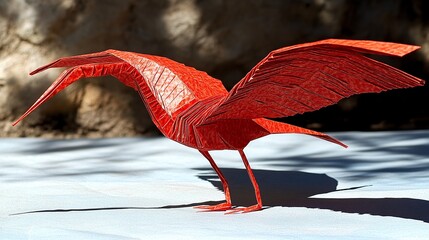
10,201,220,216
287,197,429,223
197,168,339,206
196,168,429,223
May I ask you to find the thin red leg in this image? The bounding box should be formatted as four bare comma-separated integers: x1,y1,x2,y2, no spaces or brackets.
227,149,263,214
194,150,232,211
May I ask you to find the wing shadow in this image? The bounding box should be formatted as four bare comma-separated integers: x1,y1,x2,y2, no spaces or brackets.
196,168,339,206
196,168,429,223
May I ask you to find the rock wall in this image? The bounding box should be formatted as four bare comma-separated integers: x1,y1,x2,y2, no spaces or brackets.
1,0,428,137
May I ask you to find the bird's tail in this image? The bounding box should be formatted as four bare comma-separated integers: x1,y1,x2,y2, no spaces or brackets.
253,118,348,148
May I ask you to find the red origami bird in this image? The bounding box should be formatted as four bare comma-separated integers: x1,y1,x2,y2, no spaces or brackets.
13,39,424,213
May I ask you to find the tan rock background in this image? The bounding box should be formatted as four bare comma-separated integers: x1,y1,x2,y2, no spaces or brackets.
1,0,428,137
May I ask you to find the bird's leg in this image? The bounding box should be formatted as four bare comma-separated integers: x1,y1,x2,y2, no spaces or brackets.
227,149,263,214
194,150,233,211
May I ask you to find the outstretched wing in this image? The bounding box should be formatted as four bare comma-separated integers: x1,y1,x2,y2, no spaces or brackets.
205,39,424,122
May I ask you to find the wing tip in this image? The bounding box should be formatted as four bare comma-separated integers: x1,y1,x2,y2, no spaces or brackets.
320,39,421,57
392,44,420,57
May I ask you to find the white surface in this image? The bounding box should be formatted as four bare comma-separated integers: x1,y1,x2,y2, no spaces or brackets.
1,131,429,239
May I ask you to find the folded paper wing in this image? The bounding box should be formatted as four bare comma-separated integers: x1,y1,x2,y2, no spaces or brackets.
204,39,424,123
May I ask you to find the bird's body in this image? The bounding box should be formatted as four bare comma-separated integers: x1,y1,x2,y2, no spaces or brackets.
14,39,425,213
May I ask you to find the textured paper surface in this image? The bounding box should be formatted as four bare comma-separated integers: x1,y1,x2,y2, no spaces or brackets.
1,131,429,239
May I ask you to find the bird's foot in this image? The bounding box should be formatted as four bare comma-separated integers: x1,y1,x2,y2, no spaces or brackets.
226,204,262,214
194,202,232,211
